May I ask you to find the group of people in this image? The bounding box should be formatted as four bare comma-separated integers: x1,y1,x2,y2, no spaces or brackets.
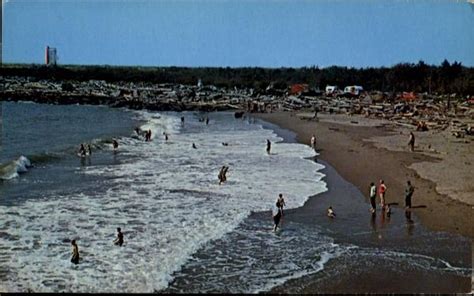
70,228,123,265
369,179,415,215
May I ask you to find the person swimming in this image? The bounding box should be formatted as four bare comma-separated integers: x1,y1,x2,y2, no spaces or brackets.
71,239,80,264
192,143,197,149
113,227,124,247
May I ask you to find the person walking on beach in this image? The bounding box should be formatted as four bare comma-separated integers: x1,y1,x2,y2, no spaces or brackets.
310,134,316,151
405,180,415,209
272,201,282,232
408,132,415,152
369,182,377,213
266,139,271,154
113,227,124,247
71,239,80,265
378,180,387,209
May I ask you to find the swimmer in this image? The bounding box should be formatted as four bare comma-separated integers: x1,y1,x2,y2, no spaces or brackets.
205,117,209,125
222,142,229,146
71,239,80,264
272,201,282,232
327,206,336,218
113,227,124,247
112,140,119,150
192,143,197,149
277,193,286,214
163,132,169,141
87,144,92,156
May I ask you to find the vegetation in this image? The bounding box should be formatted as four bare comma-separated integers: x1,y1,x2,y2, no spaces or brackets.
1,60,473,95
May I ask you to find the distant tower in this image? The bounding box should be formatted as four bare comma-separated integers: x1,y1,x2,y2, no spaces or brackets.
45,46,57,66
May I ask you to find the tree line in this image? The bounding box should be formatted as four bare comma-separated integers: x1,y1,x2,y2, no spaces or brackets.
1,60,473,95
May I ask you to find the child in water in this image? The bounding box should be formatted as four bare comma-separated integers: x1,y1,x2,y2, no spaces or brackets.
327,206,336,218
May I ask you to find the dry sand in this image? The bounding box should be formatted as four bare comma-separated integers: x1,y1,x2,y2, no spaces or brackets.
256,112,474,238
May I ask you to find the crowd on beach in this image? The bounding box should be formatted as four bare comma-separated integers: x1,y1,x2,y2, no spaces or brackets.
70,113,417,265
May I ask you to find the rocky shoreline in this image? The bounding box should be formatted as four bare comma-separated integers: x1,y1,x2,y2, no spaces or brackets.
1,76,473,136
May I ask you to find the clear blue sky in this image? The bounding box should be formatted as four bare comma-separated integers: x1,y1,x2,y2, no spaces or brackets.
3,0,474,68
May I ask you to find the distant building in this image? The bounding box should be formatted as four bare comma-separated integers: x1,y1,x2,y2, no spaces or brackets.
45,46,57,66
325,85,338,96
343,85,364,96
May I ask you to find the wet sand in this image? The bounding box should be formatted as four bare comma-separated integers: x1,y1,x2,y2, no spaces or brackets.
253,112,472,293
256,112,473,238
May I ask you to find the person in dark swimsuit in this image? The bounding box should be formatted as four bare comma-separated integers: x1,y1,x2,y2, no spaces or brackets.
71,239,80,264
113,228,124,247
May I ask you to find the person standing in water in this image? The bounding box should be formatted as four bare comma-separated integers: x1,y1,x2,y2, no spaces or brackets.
378,180,387,210
71,239,80,264
181,116,185,127
266,139,271,154
87,144,92,156
112,139,119,150
79,144,86,156
163,132,169,141
272,201,282,232
113,227,124,247
369,182,377,213
205,117,209,125
192,143,197,149
405,180,415,209
310,134,316,151
277,193,286,214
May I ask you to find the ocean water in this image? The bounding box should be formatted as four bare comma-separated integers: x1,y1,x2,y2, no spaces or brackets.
0,102,327,292
0,102,471,293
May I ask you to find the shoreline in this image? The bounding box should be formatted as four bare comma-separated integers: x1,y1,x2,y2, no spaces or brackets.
255,111,473,239
255,115,471,293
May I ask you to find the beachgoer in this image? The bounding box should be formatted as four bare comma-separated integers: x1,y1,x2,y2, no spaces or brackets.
277,193,286,214
369,182,377,213
113,140,119,150
408,132,415,152
147,129,152,141
79,144,86,156
310,134,316,151
87,144,92,156
218,166,227,185
192,143,197,149
405,180,415,209
378,180,387,209
327,206,336,218
71,239,80,264
181,116,185,126
272,202,282,232
113,227,124,247
163,132,168,141
266,139,271,154
205,117,209,125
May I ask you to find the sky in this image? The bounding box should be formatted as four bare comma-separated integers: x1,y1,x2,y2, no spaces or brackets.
3,0,474,68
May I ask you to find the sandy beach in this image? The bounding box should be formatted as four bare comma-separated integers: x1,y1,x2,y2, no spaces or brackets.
256,112,474,239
